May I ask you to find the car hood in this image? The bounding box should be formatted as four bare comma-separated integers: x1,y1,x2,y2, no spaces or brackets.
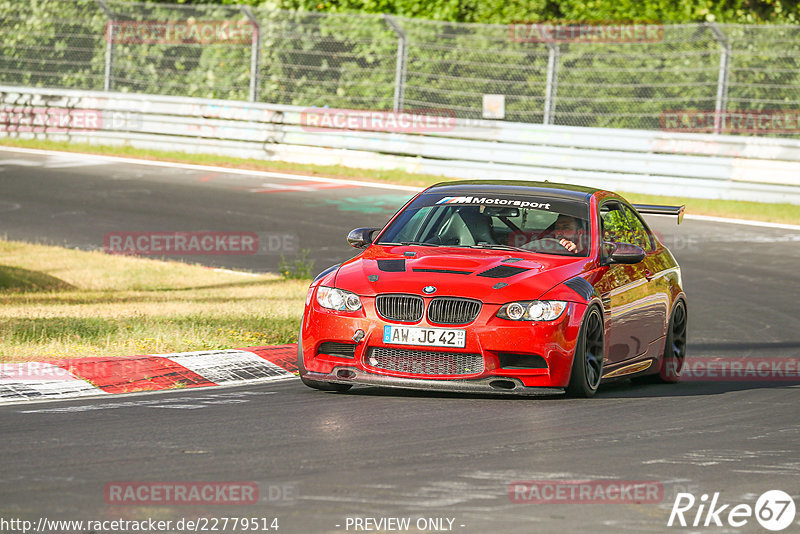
334,245,592,304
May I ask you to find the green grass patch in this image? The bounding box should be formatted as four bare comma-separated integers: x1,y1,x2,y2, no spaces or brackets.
0,238,307,362
1,137,798,224
617,192,799,225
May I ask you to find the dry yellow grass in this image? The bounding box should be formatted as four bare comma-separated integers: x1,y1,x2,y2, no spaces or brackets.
0,239,307,362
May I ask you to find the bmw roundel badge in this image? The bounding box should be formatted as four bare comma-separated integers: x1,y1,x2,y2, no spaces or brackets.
423,286,437,294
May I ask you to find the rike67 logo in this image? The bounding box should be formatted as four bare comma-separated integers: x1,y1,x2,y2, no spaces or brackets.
668,490,796,531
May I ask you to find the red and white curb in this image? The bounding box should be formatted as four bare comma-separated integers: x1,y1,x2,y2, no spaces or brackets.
0,345,298,404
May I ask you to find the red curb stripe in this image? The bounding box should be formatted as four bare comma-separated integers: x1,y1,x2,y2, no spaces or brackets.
239,344,298,375
52,356,215,393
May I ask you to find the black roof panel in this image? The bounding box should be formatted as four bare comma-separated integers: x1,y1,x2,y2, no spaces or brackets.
423,180,600,202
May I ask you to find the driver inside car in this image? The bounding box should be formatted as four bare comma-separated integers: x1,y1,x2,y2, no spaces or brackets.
516,213,586,254
552,214,585,253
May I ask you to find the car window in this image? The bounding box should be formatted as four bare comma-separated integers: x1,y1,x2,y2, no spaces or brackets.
376,193,591,256
391,206,443,243
622,205,655,252
600,201,653,252
600,202,631,243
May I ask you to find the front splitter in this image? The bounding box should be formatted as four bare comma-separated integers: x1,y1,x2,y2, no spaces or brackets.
304,368,564,396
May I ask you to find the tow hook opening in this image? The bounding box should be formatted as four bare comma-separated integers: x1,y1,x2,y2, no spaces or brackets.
489,379,517,390
336,369,356,379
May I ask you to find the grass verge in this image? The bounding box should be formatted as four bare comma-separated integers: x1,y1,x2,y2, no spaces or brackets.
1,138,798,225
0,238,306,363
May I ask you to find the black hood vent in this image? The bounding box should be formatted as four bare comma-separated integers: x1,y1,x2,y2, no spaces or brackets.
412,268,472,275
477,265,529,278
377,259,406,272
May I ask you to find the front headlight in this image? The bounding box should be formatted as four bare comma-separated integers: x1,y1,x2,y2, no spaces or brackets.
316,286,362,312
497,300,567,321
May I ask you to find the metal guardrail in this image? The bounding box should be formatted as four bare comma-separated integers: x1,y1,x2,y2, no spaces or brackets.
1,85,799,204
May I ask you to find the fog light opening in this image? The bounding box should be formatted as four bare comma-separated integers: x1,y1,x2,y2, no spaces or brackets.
336,369,357,379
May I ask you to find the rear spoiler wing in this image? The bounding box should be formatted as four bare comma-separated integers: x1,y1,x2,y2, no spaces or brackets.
632,204,685,224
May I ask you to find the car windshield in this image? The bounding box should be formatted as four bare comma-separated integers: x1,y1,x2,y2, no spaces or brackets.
376,192,591,256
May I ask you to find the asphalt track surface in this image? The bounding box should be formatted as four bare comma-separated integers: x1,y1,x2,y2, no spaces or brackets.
1,148,799,533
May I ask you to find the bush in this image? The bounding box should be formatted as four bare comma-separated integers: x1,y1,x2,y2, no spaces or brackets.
278,249,315,279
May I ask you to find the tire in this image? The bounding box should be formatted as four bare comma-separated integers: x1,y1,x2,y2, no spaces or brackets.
297,323,352,392
631,300,687,385
565,306,605,398
655,300,687,383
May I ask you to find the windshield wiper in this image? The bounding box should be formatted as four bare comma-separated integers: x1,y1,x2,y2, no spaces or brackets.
379,241,443,247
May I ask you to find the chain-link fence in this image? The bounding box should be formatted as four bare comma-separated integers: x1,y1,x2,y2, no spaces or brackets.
1,0,799,134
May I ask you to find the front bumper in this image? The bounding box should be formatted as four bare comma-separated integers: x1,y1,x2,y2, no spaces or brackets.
301,293,587,390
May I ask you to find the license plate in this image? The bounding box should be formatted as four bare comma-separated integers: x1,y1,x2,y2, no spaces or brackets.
383,325,466,348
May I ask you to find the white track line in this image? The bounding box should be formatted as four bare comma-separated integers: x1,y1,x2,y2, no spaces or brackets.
0,145,420,192
1,145,798,230
683,214,800,231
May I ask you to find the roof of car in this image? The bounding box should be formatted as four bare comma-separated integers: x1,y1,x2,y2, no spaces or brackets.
424,180,601,202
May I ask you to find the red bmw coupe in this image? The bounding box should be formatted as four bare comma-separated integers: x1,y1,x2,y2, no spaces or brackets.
298,181,687,397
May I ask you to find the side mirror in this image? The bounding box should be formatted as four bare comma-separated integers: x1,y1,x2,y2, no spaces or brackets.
347,227,380,249
605,242,646,265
